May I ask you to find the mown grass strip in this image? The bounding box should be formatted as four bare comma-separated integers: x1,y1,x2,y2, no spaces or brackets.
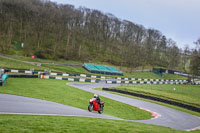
0,114,194,133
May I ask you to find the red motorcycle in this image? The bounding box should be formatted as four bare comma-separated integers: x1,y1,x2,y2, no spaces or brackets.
88,98,104,114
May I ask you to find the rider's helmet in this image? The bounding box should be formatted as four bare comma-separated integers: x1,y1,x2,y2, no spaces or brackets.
94,93,98,98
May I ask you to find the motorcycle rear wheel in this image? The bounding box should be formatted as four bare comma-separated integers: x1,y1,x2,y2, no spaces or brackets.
98,107,103,114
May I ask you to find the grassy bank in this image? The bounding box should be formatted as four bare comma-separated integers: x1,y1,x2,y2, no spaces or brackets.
0,78,151,120
0,55,187,79
0,56,45,70
0,114,197,133
6,54,83,64
42,64,89,74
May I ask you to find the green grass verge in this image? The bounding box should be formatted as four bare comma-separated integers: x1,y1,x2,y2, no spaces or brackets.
123,72,187,80
42,64,90,74
0,114,197,133
0,78,151,120
113,84,200,107
162,73,187,80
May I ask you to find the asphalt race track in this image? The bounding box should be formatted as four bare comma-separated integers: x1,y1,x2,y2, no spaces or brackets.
68,83,200,131
0,82,200,131
0,93,121,120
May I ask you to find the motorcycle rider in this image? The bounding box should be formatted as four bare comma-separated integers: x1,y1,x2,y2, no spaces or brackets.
94,93,101,108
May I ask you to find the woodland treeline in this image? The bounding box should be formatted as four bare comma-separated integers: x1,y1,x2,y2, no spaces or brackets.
0,0,199,74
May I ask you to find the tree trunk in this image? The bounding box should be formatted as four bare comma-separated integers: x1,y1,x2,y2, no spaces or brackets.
78,44,82,58
65,33,70,58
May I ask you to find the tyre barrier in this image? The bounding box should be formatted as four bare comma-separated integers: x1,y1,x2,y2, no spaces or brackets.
40,75,100,83
0,80,2,86
102,88,200,113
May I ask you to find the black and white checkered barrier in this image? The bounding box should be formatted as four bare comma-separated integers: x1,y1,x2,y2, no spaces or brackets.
78,73,188,82
48,72,77,77
112,77,187,82
1,69,76,76
1,69,40,74
76,74,106,79
1,69,186,82
41,75,100,83
1,69,105,78
1,69,99,83
2,68,199,85
106,80,200,85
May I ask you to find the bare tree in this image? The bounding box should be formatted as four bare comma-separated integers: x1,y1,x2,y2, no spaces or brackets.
0,0,185,71
166,39,181,69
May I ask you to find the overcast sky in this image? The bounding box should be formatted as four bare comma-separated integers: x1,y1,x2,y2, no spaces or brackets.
51,0,200,49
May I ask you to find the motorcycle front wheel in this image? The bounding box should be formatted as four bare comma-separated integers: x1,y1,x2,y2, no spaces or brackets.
88,104,93,112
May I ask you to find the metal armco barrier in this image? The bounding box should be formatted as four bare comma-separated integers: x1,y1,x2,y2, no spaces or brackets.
102,88,200,113
2,68,77,77
106,80,200,85
8,74,38,78
106,80,188,85
79,74,187,82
